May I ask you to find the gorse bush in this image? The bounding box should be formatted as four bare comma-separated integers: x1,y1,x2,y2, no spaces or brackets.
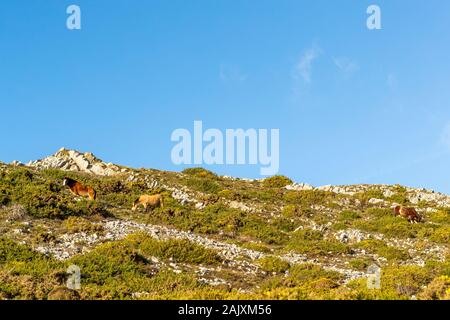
185,177,222,194
0,237,64,300
338,210,361,222
281,205,312,218
182,167,218,180
349,257,374,271
181,168,222,194
62,216,103,234
258,256,290,273
70,241,149,284
382,265,434,297
291,229,323,241
262,175,293,188
428,226,450,243
418,276,450,300
343,263,448,300
428,209,450,224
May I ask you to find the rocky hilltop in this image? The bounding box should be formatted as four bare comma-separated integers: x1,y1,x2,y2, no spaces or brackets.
25,148,129,176
0,149,449,300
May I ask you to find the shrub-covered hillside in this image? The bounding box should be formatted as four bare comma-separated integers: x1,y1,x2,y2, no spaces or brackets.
0,149,449,300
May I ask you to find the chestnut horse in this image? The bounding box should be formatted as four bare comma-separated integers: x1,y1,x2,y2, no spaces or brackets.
393,206,422,223
63,177,96,201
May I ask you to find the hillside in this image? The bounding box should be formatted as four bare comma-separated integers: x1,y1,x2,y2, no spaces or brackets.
0,148,449,300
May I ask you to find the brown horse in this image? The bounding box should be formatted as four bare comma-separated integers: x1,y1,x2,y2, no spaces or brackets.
63,177,96,200
393,206,422,223
132,194,164,212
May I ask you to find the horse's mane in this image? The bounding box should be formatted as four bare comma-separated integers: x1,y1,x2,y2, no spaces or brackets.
64,177,78,187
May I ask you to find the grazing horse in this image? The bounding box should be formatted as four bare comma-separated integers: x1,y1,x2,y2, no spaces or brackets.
393,206,422,223
132,194,164,212
63,177,96,201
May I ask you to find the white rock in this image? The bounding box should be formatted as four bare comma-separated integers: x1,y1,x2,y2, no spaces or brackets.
383,189,395,198
10,160,24,167
368,198,385,205
26,148,127,176
285,183,314,191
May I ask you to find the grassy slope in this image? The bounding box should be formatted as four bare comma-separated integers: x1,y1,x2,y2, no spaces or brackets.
0,164,449,300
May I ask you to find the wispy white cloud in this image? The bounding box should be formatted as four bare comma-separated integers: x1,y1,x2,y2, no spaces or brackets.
293,45,322,83
219,64,247,83
332,57,359,76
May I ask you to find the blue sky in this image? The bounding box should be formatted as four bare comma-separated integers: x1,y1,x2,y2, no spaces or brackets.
1,1,450,193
